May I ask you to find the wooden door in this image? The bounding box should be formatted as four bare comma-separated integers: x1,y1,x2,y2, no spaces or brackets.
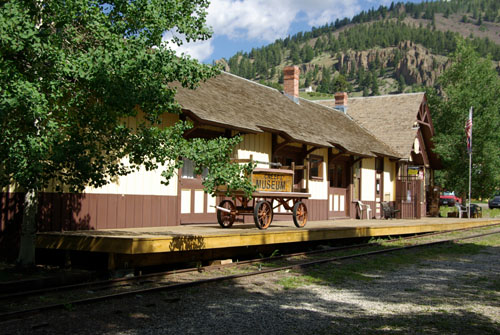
328,160,348,219
396,178,422,219
179,159,217,224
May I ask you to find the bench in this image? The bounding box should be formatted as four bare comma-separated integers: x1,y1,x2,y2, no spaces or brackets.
381,201,400,219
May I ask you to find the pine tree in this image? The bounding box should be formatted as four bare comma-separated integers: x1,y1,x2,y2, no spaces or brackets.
278,70,284,84
397,75,406,93
370,72,380,96
363,86,369,96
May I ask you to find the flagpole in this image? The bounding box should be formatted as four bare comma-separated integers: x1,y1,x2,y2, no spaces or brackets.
468,107,473,219
468,146,472,218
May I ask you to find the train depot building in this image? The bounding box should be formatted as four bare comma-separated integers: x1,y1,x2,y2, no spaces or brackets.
1,66,465,266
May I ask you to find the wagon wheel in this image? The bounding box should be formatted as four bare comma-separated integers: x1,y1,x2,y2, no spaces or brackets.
253,201,273,230
292,201,307,228
217,200,236,228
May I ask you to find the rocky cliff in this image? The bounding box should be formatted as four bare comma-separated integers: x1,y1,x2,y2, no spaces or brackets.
335,41,450,87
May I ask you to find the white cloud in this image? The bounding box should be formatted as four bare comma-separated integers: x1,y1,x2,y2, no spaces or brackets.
207,0,297,41
162,32,214,62
207,0,362,41
162,0,366,61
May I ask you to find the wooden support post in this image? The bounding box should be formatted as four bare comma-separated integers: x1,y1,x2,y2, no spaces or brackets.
305,157,309,193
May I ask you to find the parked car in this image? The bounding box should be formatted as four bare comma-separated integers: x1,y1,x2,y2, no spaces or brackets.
439,191,462,207
488,191,500,209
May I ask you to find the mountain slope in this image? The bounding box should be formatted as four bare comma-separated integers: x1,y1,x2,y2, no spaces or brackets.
219,0,500,97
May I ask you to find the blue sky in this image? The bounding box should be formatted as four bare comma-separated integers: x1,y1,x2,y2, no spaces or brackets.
166,0,423,64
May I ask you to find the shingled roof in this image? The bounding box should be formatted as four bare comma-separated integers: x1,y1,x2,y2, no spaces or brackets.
173,72,400,158
316,93,425,159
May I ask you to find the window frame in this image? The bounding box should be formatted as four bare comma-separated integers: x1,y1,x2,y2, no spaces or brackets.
309,154,324,181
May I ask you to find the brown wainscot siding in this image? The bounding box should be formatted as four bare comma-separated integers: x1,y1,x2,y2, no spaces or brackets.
1,192,178,259
0,192,24,260
302,199,328,221
1,192,178,232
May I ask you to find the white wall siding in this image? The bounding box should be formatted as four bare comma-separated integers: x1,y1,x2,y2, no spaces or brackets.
84,112,180,196
361,158,376,201
308,148,328,200
383,157,396,201
234,133,272,168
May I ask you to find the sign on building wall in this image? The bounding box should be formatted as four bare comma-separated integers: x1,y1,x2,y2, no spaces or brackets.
408,166,419,176
408,166,424,180
252,170,293,192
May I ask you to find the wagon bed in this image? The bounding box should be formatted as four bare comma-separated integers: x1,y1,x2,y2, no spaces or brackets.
215,167,311,229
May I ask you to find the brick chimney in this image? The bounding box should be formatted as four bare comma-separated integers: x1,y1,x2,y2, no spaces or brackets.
283,65,300,104
334,92,348,113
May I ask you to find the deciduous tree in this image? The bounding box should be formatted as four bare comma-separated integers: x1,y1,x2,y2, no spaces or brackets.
0,0,253,266
428,39,500,199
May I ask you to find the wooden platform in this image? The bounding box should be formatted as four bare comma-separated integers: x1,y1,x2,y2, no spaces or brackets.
37,217,500,266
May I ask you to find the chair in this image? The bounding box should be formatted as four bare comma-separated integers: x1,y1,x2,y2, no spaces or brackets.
470,204,482,218
381,201,400,219
357,201,372,220
456,204,468,218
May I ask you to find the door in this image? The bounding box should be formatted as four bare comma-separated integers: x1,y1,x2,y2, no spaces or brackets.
179,159,217,224
328,160,348,219
396,178,422,219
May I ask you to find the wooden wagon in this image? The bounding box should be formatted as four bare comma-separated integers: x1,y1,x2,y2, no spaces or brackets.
215,167,310,230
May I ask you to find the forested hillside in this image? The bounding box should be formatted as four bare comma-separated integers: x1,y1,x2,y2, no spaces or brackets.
219,0,500,97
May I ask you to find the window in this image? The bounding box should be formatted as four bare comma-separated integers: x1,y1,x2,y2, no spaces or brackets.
181,158,208,179
336,165,344,187
181,158,196,179
309,155,323,180
375,157,384,172
329,163,345,188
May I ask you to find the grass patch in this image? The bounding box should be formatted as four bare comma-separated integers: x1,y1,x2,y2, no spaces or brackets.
438,205,500,218
277,274,321,290
294,237,495,287
300,92,334,100
439,205,457,217
274,228,500,289
484,208,500,218
271,228,500,290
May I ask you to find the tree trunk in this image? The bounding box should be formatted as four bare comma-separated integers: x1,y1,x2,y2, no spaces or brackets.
17,189,38,266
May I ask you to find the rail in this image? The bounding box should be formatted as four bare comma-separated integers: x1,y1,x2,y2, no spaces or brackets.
1,223,499,322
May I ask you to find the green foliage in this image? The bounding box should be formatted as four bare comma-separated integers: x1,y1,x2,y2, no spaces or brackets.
332,74,350,93
301,44,314,63
397,75,406,93
0,0,254,198
370,72,380,96
258,80,283,92
428,39,500,199
1,1,256,266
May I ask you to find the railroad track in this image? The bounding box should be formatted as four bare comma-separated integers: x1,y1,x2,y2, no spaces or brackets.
1,223,499,322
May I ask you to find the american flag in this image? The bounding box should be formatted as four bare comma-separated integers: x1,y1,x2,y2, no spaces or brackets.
465,107,473,153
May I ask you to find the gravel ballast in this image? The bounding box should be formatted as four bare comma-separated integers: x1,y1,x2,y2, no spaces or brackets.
3,239,500,335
